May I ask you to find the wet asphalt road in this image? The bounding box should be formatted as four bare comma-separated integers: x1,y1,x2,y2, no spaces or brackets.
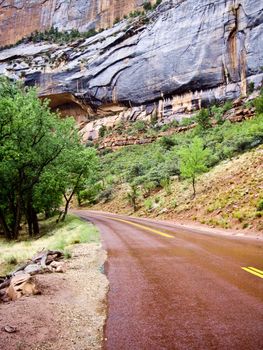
75,211,263,350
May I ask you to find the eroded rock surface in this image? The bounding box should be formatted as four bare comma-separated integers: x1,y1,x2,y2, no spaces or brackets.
0,0,147,47
0,0,262,140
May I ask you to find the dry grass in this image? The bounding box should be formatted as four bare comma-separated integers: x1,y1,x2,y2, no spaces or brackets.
0,215,99,275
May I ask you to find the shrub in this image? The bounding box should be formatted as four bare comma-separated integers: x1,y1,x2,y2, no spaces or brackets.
180,117,194,126
195,108,211,129
257,199,263,211
144,198,154,211
248,81,255,94
159,136,176,150
254,93,263,114
99,125,107,138
143,1,152,11
133,120,147,132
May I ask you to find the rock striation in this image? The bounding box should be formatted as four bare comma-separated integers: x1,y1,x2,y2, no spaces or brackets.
0,0,262,140
0,0,147,47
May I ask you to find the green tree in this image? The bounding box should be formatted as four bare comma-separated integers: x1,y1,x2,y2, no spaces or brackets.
179,138,210,197
0,78,97,238
195,108,212,130
57,147,99,221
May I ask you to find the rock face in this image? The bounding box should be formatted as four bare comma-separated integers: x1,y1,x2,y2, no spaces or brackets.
0,0,263,140
0,0,148,47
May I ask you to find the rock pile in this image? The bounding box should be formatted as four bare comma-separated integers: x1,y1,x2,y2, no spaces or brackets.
0,250,66,302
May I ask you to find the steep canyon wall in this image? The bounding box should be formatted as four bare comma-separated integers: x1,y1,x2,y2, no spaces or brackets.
0,0,262,139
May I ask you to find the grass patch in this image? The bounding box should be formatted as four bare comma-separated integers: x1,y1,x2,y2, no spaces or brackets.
0,215,99,275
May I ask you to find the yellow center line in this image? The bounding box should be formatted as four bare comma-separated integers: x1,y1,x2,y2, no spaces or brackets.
242,267,263,279
104,216,174,238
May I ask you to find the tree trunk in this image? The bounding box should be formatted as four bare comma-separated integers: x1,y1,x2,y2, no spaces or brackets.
13,199,22,240
0,210,12,240
192,177,196,198
26,200,33,236
61,199,70,222
32,208,39,235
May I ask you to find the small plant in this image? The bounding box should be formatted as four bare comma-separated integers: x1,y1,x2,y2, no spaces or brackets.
6,256,18,265
248,81,255,94
170,199,178,208
99,125,107,138
144,198,154,211
195,108,211,130
133,120,147,132
180,117,194,127
143,1,152,11
114,17,120,25
257,199,263,211
127,184,140,212
160,178,172,195
254,92,263,114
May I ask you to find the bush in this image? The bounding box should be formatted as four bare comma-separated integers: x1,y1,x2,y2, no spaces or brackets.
143,2,152,11
144,198,154,211
132,120,147,132
257,199,263,211
99,125,107,138
248,81,255,94
159,136,176,150
195,108,211,129
254,93,263,114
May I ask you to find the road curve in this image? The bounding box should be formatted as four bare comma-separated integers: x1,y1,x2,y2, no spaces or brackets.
74,210,263,350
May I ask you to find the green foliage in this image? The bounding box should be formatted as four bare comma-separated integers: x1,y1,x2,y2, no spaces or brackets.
195,108,211,130
159,136,176,150
143,2,153,11
179,138,211,197
160,178,172,195
257,199,263,211
132,120,147,132
127,184,140,212
99,125,107,138
180,117,194,126
144,198,154,211
0,78,99,239
99,110,263,204
254,92,263,114
248,81,255,94
78,183,103,205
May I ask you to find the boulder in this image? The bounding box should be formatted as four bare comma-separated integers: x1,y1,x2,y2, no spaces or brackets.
6,273,40,301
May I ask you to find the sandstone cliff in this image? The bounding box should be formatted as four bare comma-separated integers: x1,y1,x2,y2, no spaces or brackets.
0,0,148,47
0,0,262,140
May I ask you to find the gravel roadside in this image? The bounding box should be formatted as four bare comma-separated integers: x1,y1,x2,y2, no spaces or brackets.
0,243,108,350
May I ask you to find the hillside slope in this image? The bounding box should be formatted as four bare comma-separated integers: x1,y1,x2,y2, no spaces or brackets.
92,145,263,233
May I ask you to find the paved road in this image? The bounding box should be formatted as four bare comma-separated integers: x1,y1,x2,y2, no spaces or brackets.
75,211,263,350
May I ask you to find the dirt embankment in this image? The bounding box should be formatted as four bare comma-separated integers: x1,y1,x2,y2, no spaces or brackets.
0,243,108,350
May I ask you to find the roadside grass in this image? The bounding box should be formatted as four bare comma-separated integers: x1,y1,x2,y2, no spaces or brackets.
0,215,99,276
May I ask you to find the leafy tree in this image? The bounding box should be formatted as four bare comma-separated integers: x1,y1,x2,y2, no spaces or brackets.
57,147,99,221
0,78,98,239
179,138,210,197
195,108,212,130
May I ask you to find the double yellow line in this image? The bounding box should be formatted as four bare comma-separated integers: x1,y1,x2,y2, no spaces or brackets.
242,266,263,279
104,216,174,238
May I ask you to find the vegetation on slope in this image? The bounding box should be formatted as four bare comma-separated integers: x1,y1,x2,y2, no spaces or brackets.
82,91,263,232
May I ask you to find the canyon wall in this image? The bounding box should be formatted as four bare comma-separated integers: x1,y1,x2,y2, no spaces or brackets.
0,0,263,139
0,0,147,47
